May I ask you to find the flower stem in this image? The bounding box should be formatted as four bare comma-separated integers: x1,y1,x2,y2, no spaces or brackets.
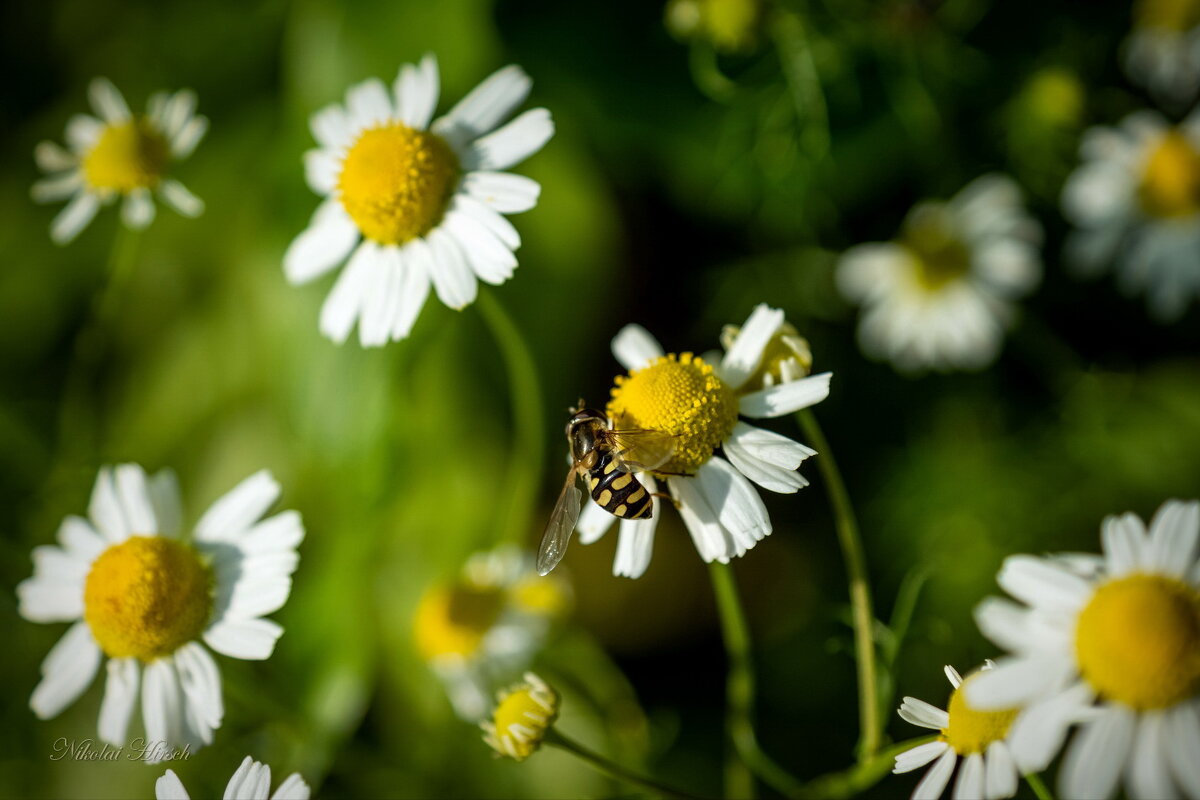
793,736,935,799
1025,772,1055,800
476,288,546,546
545,729,706,800
796,408,881,762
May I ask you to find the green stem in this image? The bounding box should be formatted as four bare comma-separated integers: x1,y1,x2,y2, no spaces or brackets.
475,288,545,546
545,729,705,800
1025,772,1055,800
796,409,881,762
794,736,936,799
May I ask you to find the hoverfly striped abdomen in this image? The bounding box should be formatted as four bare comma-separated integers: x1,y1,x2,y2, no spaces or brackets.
587,449,652,520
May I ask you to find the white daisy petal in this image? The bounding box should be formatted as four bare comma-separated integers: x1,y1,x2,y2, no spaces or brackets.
203,617,284,661
89,78,131,123
611,324,665,371
358,244,401,347
114,463,158,536
223,757,256,800
90,467,130,543
391,238,433,339
345,78,393,129
31,622,102,719
239,510,305,556
121,188,157,230
65,114,104,151
1127,712,1178,800
158,179,205,218
35,140,76,171
983,741,1018,800
468,108,554,171
1005,681,1094,773
914,750,958,800
170,116,208,160
720,304,785,390
1147,499,1200,577
694,457,772,554
310,104,353,151
577,495,616,545
722,421,814,494
270,774,311,800
671,475,733,563
1060,705,1136,800
141,658,184,754
173,642,223,744
996,555,1091,615
895,741,950,774
426,226,478,309
395,53,440,130
433,64,532,145
965,655,1073,710
50,192,101,245
1164,702,1200,798
147,470,183,538
303,148,340,195
1103,511,1150,577
56,515,106,561
442,210,517,285
945,665,964,689
162,90,198,140
899,696,950,730
98,658,141,745
194,470,280,543
156,770,191,800
17,577,84,622
612,476,658,579
284,199,360,285
461,171,541,213
318,239,376,342
953,752,985,800
452,194,521,249
31,171,83,203
739,372,832,418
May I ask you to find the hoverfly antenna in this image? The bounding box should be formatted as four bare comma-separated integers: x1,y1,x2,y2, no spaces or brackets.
569,397,586,415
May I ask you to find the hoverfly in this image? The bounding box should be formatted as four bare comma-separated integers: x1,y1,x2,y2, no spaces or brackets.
537,407,676,576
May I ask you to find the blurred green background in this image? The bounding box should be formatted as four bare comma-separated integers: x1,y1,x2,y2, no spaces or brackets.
2,0,1199,797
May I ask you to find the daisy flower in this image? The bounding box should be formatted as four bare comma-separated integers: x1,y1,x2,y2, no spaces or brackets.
1062,109,1200,321
284,54,554,347
32,78,207,244
967,499,1200,800
481,672,560,761
414,546,569,720
156,756,309,800
836,174,1043,372
575,304,831,578
893,663,1024,800
1124,0,1200,106
17,465,302,761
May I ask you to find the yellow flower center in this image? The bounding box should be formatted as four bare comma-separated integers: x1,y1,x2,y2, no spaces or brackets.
1136,0,1200,31
942,675,1019,755
488,681,559,761
82,118,170,192
901,207,971,291
1075,573,1200,710
337,124,459,245
510,575,570,616
1139,131,1200,219
83,536,213,661
607,353,738,475
413,582,505,661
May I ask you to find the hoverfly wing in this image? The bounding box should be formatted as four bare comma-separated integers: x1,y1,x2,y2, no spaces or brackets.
606,428,677,473
537,471,583,576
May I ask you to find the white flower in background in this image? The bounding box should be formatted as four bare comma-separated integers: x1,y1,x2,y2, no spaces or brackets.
836,174,1042,372
1062,109,1200,321
156,756,310,800
1124,0,1200,105
32,78,207,245
968,499,1200,800
414,546,569,720
285,54,554,347
481,672,560,761
17,465,302,761
893,663,1024,800
576,304,831,578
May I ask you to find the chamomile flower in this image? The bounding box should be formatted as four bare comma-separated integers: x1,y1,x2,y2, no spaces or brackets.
481,672,560,761
967,499,1200,800
17,465,302,761
576,304,831,578
1062,109,1200,321
836,174,1043,372
32,78,206,244
893,663,1023,800
415,546,569,720
285,54,554,347
1124,0,1200,105
156,756,309,799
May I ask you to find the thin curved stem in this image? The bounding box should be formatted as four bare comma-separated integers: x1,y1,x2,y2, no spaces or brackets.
794,736,936,799
796,408,881,762
545,729,707,800
1025,772,1055,800
476,288,546,546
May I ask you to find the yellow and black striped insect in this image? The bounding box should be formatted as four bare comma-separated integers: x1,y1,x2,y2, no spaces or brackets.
537,407,676,575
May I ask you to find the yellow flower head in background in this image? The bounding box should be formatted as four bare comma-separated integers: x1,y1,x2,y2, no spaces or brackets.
481,672,560,761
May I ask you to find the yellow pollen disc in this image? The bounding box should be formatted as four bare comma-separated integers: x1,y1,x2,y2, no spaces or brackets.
901,207,971,291
510,576,569,617
1136,0,1200,31
83,536,213,661
607,352,738,475
1075,573,1200,710
942,675,1019,755
82,118,170,193
413,582,505,661
1139,131,1200,219
338,124,459,245
490,684,559,761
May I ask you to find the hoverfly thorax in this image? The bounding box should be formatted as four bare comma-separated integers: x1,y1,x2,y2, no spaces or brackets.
567,409,606,468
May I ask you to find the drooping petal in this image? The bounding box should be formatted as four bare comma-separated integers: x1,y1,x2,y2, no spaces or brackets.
441,209,517,286
1059,705,1135,800
391,237,433,340
1126,712,1177,800
121,189,157,230
173,642,223,745
952,752,985,800
983,741,1018,800
913,750,958,800
318,240,376,342
693,458,771,557
425,226,478,309
1164,702,1200,798
722,422,814,494
576,496,616,545
98,658,141,745
612,476,658,579
670,475,734,563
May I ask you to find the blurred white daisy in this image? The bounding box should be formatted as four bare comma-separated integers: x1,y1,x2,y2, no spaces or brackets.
32,78,207,244
414,546,569,720
576,304,831,578
17,465,302,761
481,672,560,761
893,663,1024,800
285,54,554,347
836,174,1043,372
1062,109,1200,321
1124,0,1200,106
968,499,1200,800
156,756,309,800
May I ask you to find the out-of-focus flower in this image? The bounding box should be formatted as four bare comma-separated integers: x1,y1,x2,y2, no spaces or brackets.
1124,0,1200,105
156,756,310,800
285,54,553,347
32,78,207,244
481,672,559,761
968,500,1200,800
1062,110,1200,321
414,546,569,720
576,304,830,578
17,465,302,761
665,0,761,53
836,175,1043,373
893,663,1024,800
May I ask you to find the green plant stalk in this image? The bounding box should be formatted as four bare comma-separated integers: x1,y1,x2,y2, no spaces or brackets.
794,736,936,799
545,729,706,800
476,288,545,546
1025,772,1055,800
797,408,881,762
